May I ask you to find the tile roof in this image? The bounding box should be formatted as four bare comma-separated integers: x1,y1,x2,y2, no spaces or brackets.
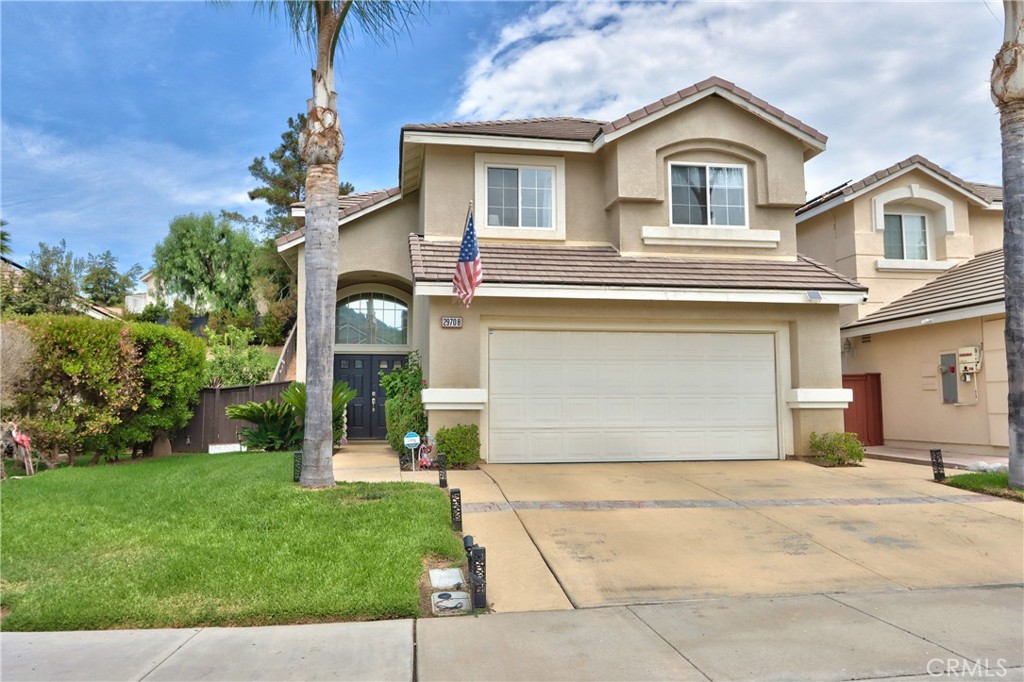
798,155,1000,215
276,187,401,248
844,249,1005,329
402,77,826,146
409,235,865,292
403,117,605,142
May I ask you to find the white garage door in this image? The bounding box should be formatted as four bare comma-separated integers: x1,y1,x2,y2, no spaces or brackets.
488,330,779,463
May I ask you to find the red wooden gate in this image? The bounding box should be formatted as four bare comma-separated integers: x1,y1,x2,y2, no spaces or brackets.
841,373,884,446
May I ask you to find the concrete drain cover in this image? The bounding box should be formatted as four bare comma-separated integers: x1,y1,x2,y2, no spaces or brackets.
429,568,465,590
431,591,471,616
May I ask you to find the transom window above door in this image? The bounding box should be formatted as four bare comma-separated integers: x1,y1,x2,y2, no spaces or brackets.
883,214,928,260
336,293,408,345
670,163,747,227
486,166,554,228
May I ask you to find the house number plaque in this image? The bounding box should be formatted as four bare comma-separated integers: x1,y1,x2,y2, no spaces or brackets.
441,316,463,329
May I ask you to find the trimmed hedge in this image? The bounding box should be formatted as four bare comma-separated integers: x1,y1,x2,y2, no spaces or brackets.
436,424,480,469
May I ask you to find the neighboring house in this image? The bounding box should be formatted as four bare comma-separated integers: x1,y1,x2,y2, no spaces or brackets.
796,158,1006,456
277,76,866,463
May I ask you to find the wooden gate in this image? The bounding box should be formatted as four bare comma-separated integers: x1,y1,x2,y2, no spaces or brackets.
841,373,884,446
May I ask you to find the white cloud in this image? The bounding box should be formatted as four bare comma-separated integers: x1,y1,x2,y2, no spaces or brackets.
456,1,1004,195
1,122,263,269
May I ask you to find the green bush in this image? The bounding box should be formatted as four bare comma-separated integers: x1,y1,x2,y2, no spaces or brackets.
809,431,865,466
205,325,274,387
378,352,426,453
226,399,302,451
226,380,357,451
168,300,193,331
134,302,169,323
16,315,144,466
113,323,206,455
436,424,481,469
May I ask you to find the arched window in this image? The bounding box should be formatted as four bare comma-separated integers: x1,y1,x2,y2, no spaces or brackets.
335,293,408,345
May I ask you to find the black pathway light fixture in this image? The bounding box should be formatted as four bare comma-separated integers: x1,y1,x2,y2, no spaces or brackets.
438,453,448,488
450,487,463,532
464,535,487,610
930,448,946,482
293,450,302,482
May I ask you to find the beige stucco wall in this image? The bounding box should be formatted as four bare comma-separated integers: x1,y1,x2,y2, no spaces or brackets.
424,296,845,460
608,96,808,258
293,197,420,382
797,169,1002,326
843,316,1008,455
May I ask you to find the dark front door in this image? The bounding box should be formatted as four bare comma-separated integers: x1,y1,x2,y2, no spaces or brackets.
334,354,407,440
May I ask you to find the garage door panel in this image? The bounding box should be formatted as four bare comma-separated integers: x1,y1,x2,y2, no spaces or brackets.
488,330,779,463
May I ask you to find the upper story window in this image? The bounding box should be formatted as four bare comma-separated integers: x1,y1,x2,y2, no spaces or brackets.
335,292,408,345
475,153,566,241
670,163,747,227
487,166,553,228
883,213,928,260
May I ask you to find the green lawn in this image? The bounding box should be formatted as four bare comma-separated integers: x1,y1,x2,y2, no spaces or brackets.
0,451,463,631
943,471,1024,502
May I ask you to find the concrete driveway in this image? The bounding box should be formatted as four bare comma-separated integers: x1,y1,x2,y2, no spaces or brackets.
470,459,1023,610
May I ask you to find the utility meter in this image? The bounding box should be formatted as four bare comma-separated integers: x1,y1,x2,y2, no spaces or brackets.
956,346,983,382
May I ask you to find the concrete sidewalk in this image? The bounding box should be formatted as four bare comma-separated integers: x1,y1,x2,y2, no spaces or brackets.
3,584,1021,681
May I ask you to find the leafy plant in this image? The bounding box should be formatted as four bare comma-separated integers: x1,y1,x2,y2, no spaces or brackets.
205,325,275,387
226,399,303,451
809,431,865,467
134,302,169,323
436,424,481,469
169,300,194,332
378,352,426,453
227,380,357,451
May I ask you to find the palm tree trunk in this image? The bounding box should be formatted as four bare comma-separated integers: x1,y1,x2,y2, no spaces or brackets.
298,7,345,489
993,0,1024,489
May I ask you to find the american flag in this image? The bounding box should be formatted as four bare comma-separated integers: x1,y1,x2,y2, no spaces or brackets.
453,205,483,307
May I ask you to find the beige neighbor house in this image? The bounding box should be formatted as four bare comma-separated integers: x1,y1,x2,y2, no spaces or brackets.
277,76,867,463
796,156,1007,456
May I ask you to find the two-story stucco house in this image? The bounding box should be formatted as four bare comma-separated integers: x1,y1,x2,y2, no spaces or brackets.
796,156,1007,456
277,77,866,463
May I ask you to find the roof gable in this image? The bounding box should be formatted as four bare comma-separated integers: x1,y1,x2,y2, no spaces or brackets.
798,155,1000,219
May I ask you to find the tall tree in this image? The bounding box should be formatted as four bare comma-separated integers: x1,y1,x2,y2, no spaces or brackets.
152,212,257,314
1,240,82,315
257,1,425,488
992,0,1024,490
81,250,144,306
248,113,354,238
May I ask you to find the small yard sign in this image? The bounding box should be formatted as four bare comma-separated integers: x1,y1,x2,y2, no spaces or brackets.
441,316,463,329
404,432,421,449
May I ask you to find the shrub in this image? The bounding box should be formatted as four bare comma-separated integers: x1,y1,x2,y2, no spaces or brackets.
205,326,274,387
809,431,865,467
226,380,357,451
0,321,36,412
16,315,144,466
168,300,193,331
113,323,206,456
134,302,169,323
378,352,426,453
436,424,481,469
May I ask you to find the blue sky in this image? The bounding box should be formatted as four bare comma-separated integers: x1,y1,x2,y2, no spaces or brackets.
1,1,1005,281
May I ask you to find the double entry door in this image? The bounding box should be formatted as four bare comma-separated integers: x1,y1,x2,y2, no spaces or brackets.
334,354,406,440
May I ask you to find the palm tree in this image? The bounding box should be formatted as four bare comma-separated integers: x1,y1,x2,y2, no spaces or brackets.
1,219,11,256
992,0,1024,490
257,1,425,488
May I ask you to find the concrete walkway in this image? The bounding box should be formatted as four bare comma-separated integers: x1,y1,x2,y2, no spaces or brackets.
3,584,1021,681
864,444,1010,471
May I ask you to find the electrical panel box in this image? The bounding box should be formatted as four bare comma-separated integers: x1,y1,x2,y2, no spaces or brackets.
956,346,983,375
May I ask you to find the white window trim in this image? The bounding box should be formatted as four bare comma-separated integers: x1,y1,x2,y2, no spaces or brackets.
641,225,780,248
333,284,413,353
475,153,566,240
882,212,931,261
668,162,749,229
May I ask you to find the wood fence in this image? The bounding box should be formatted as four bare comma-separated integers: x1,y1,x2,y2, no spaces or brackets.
172,382,291,453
